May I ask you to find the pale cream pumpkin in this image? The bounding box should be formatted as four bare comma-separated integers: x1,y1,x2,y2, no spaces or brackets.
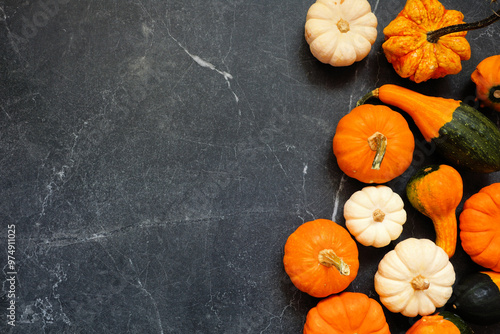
374,238,455,317
344,185,406,248
305,0,378,67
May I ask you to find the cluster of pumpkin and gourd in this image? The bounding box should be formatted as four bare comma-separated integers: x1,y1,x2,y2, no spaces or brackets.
283,0,500,333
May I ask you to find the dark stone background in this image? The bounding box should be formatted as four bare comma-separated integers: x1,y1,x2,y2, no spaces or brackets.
1,0,499,333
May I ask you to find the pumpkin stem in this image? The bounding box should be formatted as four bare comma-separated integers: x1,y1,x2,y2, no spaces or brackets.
411,275,430,290
367,132,387,170
337,19,350,33
427,8,500,43
318,249,350,276
356,88,380,106
491,86,500,102
373,209,386,222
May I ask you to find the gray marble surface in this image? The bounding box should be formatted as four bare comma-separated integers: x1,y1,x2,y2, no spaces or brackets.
1,0,500,333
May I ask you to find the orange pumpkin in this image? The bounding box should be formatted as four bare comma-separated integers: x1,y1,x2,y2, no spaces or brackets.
383,0,470,83
303,292,390,334
383,0,500,83
283,219,359,298
471,54,500,112
406,311,472,334
459,183,500,272
333,103,415,184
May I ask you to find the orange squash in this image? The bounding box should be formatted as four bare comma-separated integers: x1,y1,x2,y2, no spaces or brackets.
382,0,468,83
333,104,415,184
406,165,463,258
304,292,390,334
283,219,359,298
471,54,500,112
383,0,500,83
406,311,473,334
459,183,500,272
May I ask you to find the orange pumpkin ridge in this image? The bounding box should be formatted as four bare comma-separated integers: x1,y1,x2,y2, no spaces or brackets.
459,183,500,271
303,292,390,334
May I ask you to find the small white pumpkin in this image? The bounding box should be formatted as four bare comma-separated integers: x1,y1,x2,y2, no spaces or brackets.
305,0,378,67
344,185,406,248
374,238,456,317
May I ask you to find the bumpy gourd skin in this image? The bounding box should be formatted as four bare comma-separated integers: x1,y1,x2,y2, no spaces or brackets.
382,0,470,83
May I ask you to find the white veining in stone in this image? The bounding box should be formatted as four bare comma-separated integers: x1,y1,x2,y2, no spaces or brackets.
300,162,315,220
1,5,24,61
18,263,71,328
165,20,240,105
332,173,347,222
38,124,82,222
301,163,308,201
128,258,165,334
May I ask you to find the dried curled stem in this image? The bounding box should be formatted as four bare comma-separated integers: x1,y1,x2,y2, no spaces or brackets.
427,8,500,43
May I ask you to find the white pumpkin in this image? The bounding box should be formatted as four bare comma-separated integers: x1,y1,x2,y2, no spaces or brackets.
374,238,456,317
344,185,406,248
305,0,378,67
